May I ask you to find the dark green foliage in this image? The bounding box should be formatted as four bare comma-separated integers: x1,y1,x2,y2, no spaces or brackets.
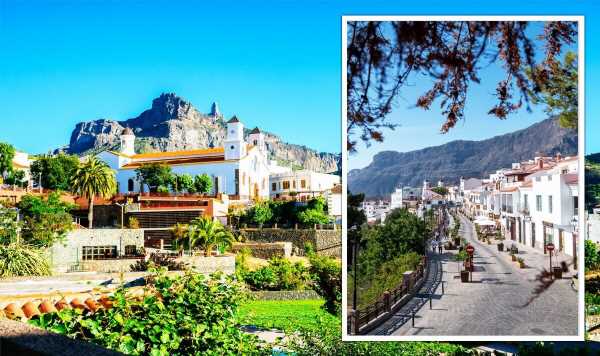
350,208,427,308
193,173,212,194
169,173,195,193
240,257,312,291
0,142,15,177
245,200,273,226
585,240,600,272
431,186,448,196
307,251,342,315
586,155,600,211
18,192,75,248
130,254,187,272
286,317,473,355
297,196,331,225
240,198,332,228
347,191,367,229
135,163,173,193
4,169,27,187
517,342,593,356
29,270,264,355
30,153,80,191
529,51,578,130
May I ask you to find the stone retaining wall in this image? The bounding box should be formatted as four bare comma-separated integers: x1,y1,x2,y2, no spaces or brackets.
231,242,292,259
237,229,341,258
179,255,235,275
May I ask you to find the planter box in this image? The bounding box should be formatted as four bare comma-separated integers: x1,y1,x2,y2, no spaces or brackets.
460,270,470,283
497,244,504,252
511,255,517,262
553,266,563,279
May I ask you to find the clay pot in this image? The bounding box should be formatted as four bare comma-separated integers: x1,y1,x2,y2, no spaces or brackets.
55,298,70,310
39,300,57,314
22,302,40,318
4,303,24,319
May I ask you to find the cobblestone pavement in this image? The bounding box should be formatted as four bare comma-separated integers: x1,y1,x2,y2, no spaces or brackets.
388,214,578,336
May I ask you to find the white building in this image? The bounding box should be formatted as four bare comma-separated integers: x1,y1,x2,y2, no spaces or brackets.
99,117,271,200
518,157,578,256
269,170,340,200
390,186,421,210
325,184,342,224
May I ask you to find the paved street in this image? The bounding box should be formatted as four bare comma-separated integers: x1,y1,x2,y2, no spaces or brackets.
373,213,578,336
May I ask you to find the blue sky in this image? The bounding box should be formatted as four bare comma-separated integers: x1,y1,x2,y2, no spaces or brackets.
0,0,598,159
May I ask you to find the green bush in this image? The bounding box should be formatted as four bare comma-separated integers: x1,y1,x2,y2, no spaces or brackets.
0,244,51,277
241,257,311,291
130,254,187,272
285,317,473,355
349,252,421,309
29,270,264,355
585,239,600,271
307,252,341,315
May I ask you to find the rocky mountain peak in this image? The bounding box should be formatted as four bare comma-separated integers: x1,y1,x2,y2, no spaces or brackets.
63,94,340,174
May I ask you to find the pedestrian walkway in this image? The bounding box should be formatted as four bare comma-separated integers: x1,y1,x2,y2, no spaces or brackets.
371,250,443,335
496,237,576,279
387,214,577,336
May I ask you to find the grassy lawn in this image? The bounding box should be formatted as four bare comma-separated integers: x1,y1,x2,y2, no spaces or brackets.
238,299,337,331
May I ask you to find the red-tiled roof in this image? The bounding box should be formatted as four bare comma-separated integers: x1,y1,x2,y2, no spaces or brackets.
564,173,578,185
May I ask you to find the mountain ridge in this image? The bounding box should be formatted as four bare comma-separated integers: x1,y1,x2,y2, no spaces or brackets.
63,93,340,173
349,118,577,198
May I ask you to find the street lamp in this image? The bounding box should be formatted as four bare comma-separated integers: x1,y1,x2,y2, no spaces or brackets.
571,216,578,270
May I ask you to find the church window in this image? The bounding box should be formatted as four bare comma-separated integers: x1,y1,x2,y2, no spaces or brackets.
283,181,290,190
272,182,276,191
128,179,134,192
230,145,235,150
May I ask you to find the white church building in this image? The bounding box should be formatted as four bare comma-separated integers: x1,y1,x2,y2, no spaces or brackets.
99,116,271,200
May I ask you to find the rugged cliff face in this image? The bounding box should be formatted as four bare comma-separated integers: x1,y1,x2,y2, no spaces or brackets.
349,118,578,198
65,93,340,173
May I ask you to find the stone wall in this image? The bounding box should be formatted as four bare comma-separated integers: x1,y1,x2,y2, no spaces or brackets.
237,228,341,258
179,255,235,275
50,229,145,273
231,242,292,259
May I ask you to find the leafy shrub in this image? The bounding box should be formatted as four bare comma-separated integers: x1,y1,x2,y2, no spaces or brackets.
128,217,140,229
0,244,51,277
348,252,421,309
286,317,473,355
307,251,341,315
241,257,311,291
29,270,264,355
130,254,187,272
585,239,600,271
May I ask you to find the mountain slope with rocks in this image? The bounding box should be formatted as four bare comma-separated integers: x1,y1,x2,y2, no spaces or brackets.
64,93,340,173
349,118,578,198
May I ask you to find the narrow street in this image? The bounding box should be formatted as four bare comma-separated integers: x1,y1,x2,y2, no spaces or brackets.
374,213,578,336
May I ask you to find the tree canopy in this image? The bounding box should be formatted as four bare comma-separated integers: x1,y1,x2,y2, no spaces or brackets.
135,163,173,193
30,153,80,191
347,21,578,151
0,142,15,178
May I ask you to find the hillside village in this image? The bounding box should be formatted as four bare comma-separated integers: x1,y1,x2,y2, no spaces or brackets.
351,151,579,336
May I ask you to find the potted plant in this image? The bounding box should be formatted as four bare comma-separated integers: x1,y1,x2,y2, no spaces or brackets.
553,265,563,279
510,251,517,262
487,238,492,245
455,251,470,282
517,257,526,269
497,242,504,252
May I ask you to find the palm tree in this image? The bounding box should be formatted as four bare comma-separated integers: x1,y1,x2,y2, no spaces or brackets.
71,156,116,228
170,222,189,255
187,216,235,256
